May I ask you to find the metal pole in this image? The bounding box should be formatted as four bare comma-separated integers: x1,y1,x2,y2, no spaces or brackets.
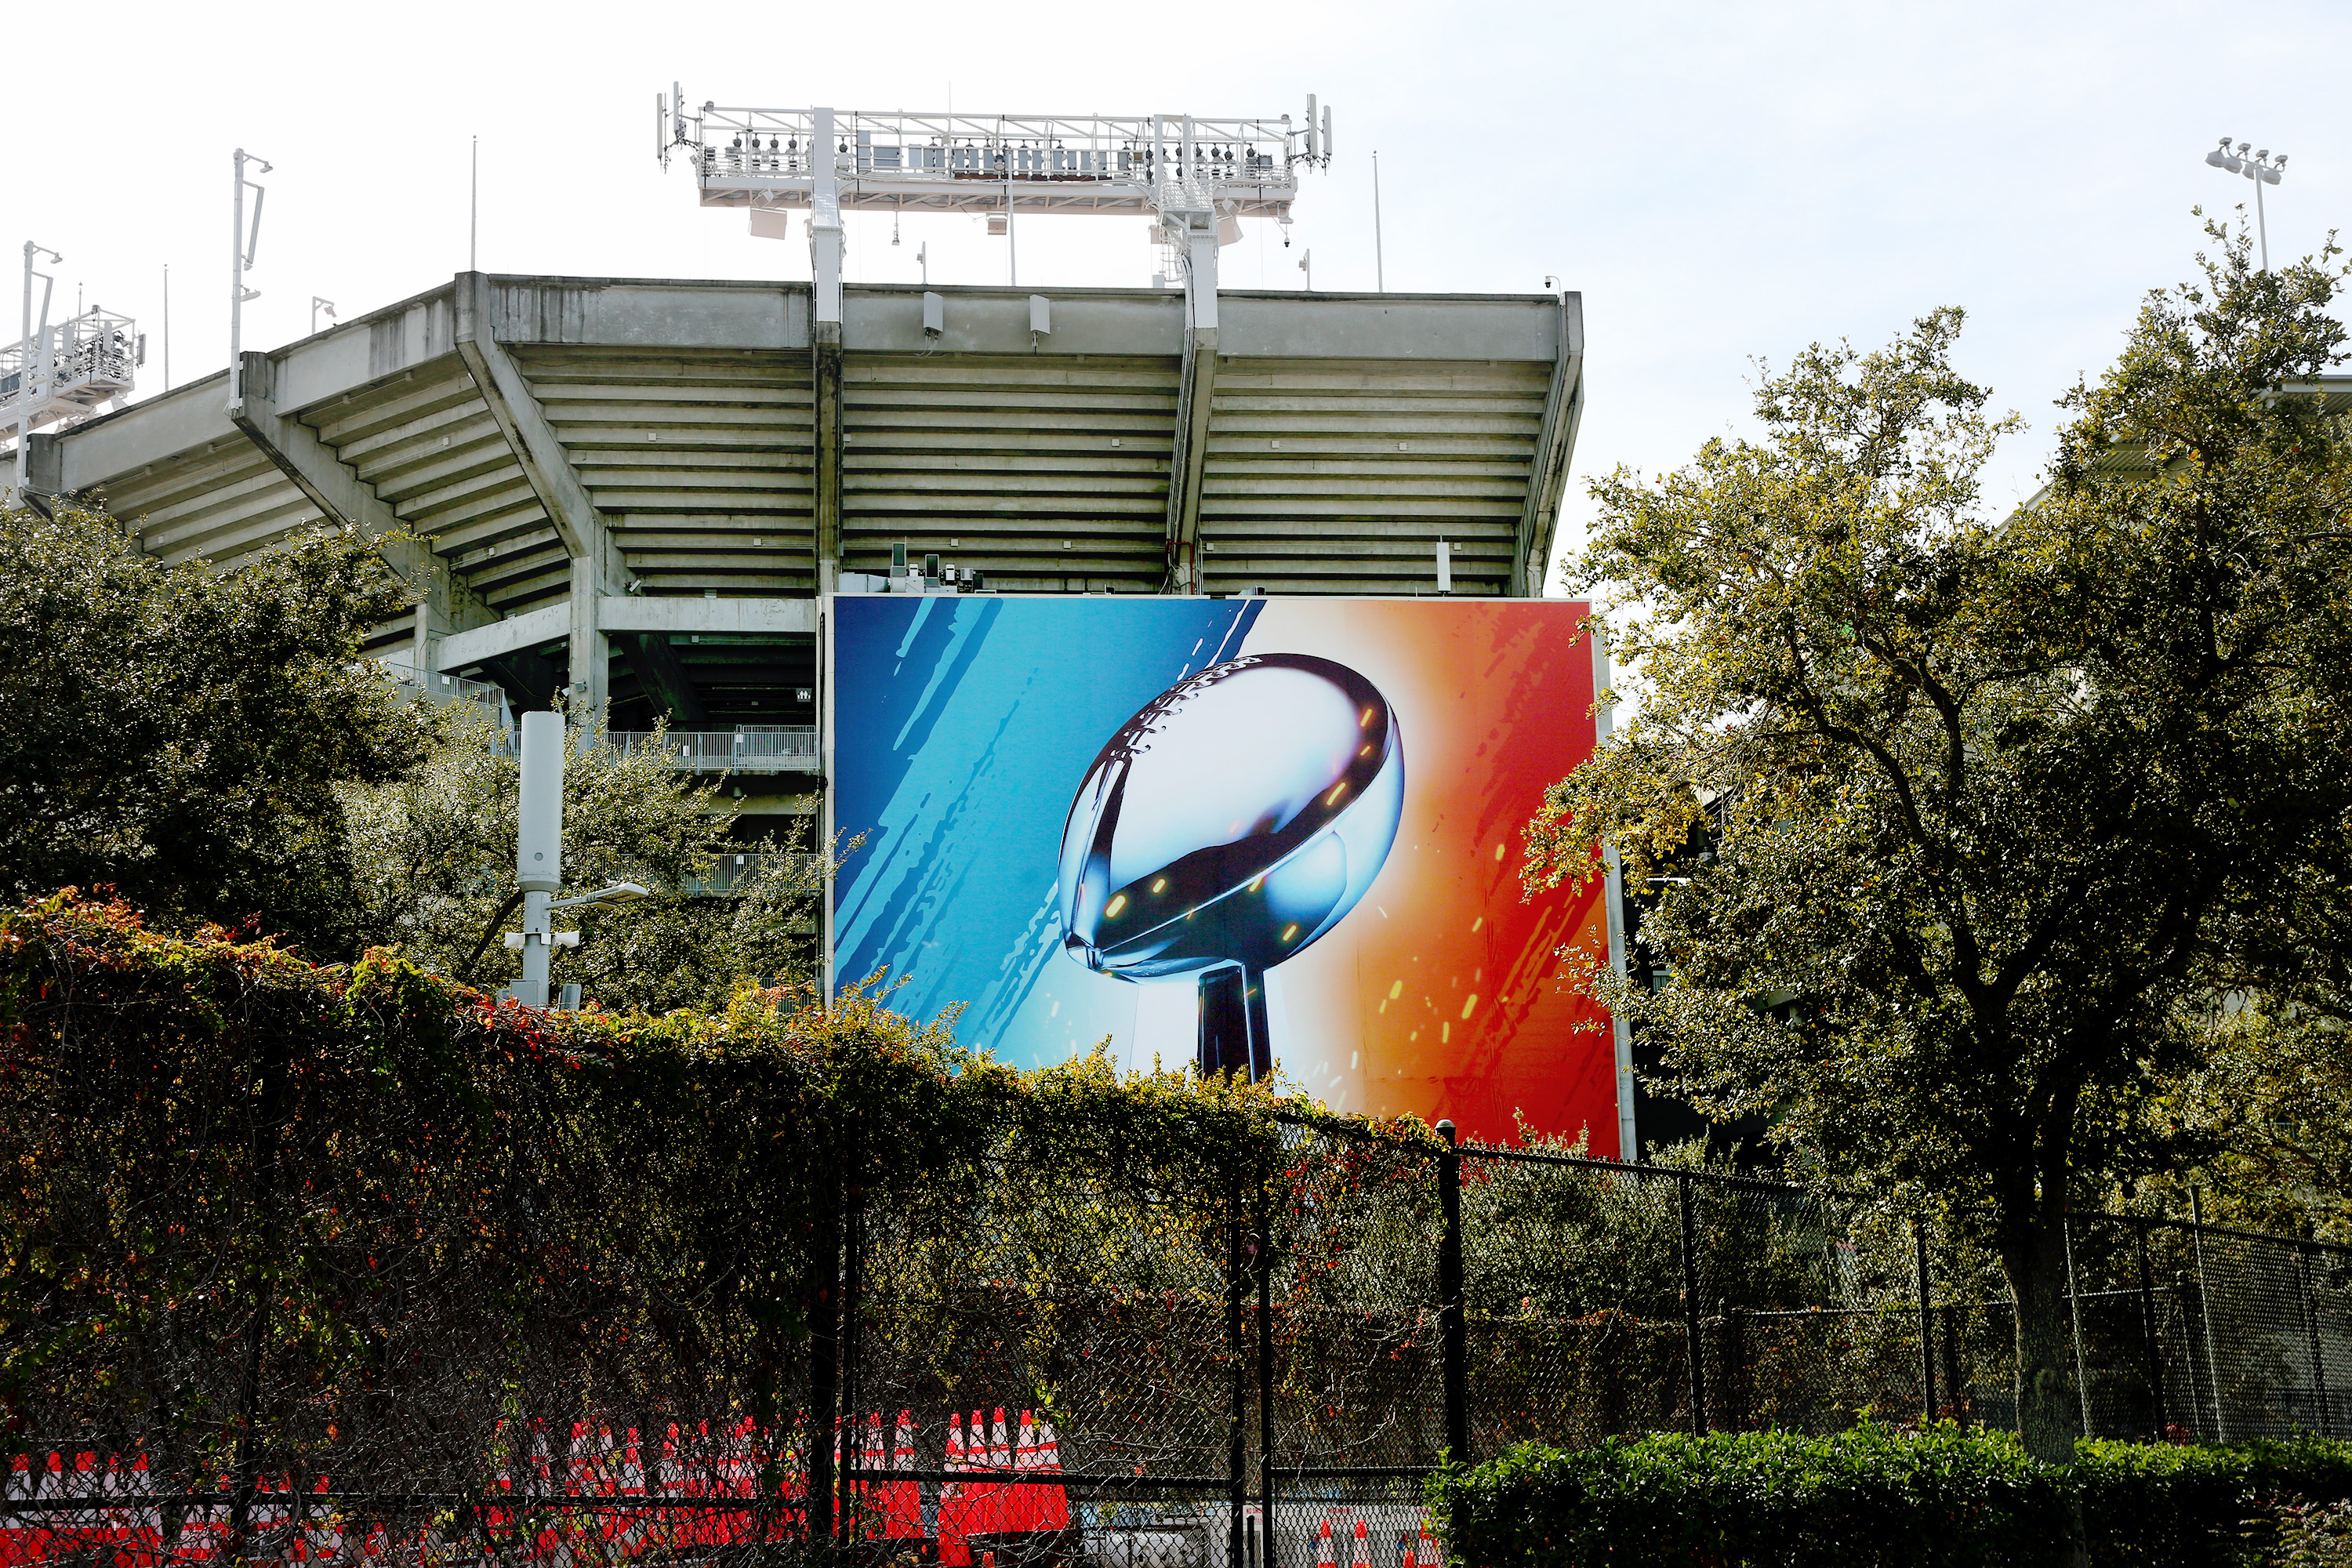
514,710,563,1009
1435,1120,1469,1461
2190,1189,2228,1441
470,136,479,272
1256,1166,1276,1568
2254,168,2269,273
230,151,245,408
1914,1217,1936,1424
840,1175,862,1537
2134,1221,2167,1439
1371,151,1385,293
14,243,31,503
2301,1244,2332,1438
807,1178,840,1543
2063,1217,2093,1436
1227,1159,1246,1568
1677,1173,1707,1435
162,263,170,392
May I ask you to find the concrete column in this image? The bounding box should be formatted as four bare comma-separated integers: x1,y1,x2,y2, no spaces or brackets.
1162,205,1221,593
569,556,608,725
810,107,845,592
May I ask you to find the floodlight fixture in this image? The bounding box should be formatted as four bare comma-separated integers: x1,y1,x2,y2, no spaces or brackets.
2201,136,2288,270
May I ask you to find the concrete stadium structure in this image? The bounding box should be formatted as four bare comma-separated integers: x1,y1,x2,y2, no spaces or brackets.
20,273,1584,762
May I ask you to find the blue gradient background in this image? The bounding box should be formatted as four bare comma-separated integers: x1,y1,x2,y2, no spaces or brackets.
833,595,1264,1065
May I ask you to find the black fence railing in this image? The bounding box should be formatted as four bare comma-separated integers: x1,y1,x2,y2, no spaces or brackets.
7,1110,2344,1568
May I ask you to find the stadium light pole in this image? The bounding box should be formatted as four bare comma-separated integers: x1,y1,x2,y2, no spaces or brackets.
2204,138,2286,271
228,150,271,410
13,241,62,506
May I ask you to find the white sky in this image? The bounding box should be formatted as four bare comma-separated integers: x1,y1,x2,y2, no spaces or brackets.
14,0,2348,591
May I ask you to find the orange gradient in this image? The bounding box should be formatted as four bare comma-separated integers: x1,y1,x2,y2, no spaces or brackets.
1242,600,1617,1152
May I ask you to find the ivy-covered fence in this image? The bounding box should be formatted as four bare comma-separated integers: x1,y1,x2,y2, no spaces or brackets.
2,895,2345,1568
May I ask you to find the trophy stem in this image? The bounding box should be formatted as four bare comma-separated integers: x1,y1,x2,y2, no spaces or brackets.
1196,961,1272,1081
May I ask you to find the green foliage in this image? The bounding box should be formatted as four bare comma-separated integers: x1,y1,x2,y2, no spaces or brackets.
2074,1436,2352,1568
0,891,1316,1483
340,717,831,1010
0,503,434,955
2150,1005,2352,1246
1430,1425,2072,1568
1429,1428,2352,1568
1520,230,2352,1456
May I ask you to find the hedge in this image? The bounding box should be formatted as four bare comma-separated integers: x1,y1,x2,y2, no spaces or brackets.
1427,1425,2352,1568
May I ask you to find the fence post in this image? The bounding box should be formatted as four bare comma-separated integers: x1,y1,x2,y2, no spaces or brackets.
2300,1244,2333,1439
2134,1221,2167,1439
1721,1304,1747,1430
230,1036,290,1564
2190,1189,2229,1442
1676,1172,1707,1436
808,1171,840,1542
1914,1217,1936,1425
1941,1296,1965,1425
839,1171,863,1537
1257,1167,1277,1568
1436,1120,1469,1463
1228,1156,1247,1568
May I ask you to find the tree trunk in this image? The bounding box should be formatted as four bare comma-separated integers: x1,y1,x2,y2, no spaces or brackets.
2002,1218,2079,1462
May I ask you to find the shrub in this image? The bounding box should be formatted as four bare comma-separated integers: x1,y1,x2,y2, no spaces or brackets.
1429,1426,2352,1568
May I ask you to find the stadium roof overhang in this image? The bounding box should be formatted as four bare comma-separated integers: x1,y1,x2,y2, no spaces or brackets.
31,273,1582,630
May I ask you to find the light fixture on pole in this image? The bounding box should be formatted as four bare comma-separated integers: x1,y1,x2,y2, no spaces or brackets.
228,150,272,411
2203,137,2286,271
491,710,651,1011
1298,249,1312,291
311,296,336,335
10,240,62,506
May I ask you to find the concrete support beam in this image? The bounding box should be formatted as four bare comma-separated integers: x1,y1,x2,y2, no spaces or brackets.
813,330,843,592
437,601,572,670
599,595,818,635
1512,292,1585,598
618,631,709,727
809,111,847,594
456,272,622,719
21,434,61,518
1161,206,1221,593
228,351,498,645
1163,328,1217,592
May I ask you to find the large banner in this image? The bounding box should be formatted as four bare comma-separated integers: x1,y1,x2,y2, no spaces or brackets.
829,595,1618,1149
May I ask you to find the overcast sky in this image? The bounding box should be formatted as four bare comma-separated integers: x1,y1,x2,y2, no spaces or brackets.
15,0,2347,590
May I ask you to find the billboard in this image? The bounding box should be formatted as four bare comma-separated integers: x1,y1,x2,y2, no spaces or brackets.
828,595,1618,1150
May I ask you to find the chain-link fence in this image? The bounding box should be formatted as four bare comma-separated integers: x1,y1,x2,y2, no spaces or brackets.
8,1103,2345,1568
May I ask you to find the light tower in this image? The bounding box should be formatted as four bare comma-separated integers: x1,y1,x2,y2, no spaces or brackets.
7,241,140,509
2203,138,2287,271
656,91,1333,591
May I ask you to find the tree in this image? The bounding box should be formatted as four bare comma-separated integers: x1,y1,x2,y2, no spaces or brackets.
1523,229,2352,1459
340,717,832,1012
0,503,432,955
2151,1004,2352,1245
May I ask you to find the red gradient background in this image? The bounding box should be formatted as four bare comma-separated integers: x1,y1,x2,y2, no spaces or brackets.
1240,599,1617,1152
